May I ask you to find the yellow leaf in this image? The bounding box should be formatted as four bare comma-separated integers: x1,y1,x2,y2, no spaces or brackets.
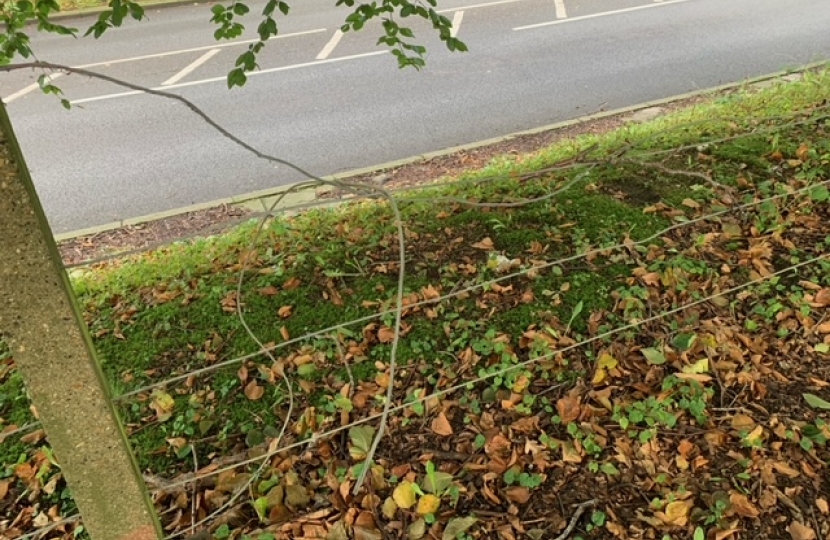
392,481,417,510
151,390,175,422
591,368,607,385
681,198,701,209
592,352,618,385
416,494,441,516
682,358,709,374
598,352,618,370
662,500,691,526
745,425,764,445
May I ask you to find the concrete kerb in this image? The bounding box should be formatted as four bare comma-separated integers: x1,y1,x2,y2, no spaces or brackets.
44,0,210,22
55,61,826,243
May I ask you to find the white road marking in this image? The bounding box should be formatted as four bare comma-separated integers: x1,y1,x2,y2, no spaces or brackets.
451,11,465,37
162,48,221,86
75,28,327,69
554,0,567,19
70,50,390,105
436,0,529,13
316,29,344,60
3,73,64,104
514,0,693,30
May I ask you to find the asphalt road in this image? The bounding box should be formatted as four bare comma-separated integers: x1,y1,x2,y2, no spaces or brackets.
3,0,830,233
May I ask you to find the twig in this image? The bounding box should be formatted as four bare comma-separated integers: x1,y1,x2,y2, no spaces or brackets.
552,499,598,540
190,444,198,531
151,252,830,492
113,177,830,404
10,515,81,540
769,486,804,521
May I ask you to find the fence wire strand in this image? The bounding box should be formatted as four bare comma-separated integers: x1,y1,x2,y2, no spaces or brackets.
6,515,81,540
0,421,43,443
152,251,828,493
3,61,827,538
113,177,830,402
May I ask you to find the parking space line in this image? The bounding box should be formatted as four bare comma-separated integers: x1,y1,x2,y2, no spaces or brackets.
554,0,567,19
3,73,64,104
436,0,529,13
514,0,692,31
316,30,344,60
70,50,389,105
162,48,221,86
451,11,465,37
75,28,327,69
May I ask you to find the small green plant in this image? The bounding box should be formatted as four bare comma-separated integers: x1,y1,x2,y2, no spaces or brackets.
503,468,544,488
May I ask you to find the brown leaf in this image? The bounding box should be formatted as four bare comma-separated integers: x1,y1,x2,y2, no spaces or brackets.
796,143,810,161
729,492,760,518
772,461,800,479
431,412,453,436
787,521,816,540
815,288,830,306
244,380,264,401
378,326,396,343
731,414,756,431
283,277,301,290
714,530,740,540
815,322,830,334
0,480,9,499
472,237,495,250
681,198,701,209
19,429,46,445
504,486,531,504
556,395,581,424
816,498,828,514
259,286,280,296
278,305,293,318
280,326,290,341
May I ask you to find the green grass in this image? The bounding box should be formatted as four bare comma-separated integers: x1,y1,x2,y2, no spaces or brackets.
4,67,830,538
67,72,830,468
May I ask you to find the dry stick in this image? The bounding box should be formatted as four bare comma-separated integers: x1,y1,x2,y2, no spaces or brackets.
552,499,598,540
169,184,315,540
62,158,597,269
154,253,829,492
10,515,81,540
115,177,830,404
0,421,43,442
64,162,601,269
0,61,408,519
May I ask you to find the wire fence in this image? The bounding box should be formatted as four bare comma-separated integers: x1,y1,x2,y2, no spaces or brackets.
2,61,829,540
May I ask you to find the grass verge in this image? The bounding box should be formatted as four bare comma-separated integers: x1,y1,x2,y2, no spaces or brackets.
3,69,830,540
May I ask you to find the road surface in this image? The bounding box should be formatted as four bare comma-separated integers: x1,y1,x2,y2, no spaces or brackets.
3,0,830,233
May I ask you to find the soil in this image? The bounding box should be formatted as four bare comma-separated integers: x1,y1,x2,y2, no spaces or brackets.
57,94,719,267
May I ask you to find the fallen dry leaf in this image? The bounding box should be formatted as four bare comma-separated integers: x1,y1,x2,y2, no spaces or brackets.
816,498,828,514
504,486,531,504
556,395,581,424
729,492,760,518
278,305,293,318
431,412,453,436
244,380,264,401
787,521,816,540
472,237,495,250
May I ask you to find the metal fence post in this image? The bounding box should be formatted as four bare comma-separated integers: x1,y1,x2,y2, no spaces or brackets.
0,101,162,540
